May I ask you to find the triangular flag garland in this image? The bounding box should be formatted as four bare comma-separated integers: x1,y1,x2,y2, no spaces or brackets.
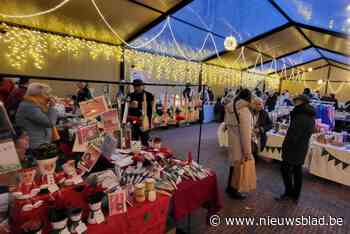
328,155,335,162
334,159,342,166
322,148,350,171
264,146,282,154
321,148,328,156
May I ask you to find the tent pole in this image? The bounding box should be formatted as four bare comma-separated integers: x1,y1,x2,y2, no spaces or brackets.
325,66,331,95
197,64,204,163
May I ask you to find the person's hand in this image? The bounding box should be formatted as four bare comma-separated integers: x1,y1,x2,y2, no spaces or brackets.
48,98,56,107
243,153,251,161
130,101,138,108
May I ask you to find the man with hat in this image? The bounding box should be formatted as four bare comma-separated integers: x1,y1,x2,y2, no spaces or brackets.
5,77,30,121
276,94,315,203
128,79,154,146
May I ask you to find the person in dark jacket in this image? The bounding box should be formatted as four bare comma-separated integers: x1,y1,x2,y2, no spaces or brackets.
265,92,278,112
252,98,273,153
76,82,92,104
128,79,154,146
276,95,315,203
5,78,30,121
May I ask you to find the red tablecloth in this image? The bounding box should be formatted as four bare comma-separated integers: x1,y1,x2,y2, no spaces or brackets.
172,173,222,221
10,186,170,234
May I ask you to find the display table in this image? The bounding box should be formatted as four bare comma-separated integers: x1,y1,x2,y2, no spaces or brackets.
309,143,350,186
10,173,221,233
203,104,215,123
172,173,221,222
259,132,284,161
10,186,170,234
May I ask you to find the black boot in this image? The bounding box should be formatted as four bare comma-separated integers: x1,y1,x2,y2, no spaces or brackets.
230,190,247,200
225,166,234,194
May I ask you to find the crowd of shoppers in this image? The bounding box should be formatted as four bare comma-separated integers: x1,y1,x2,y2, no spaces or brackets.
222,87,316,204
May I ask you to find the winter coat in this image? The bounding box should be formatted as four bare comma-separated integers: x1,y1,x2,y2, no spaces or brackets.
254,110,273,151
0,80,14,103
282,103,315,165
4,86,27,120
225,99,253,164
15,100,58,149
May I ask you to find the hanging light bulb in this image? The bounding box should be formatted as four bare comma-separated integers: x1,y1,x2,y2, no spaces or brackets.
317,79,323,85
224,35,238,51
307,67,313,72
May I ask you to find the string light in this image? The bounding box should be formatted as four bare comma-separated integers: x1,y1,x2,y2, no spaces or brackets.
0,0,71,18
0,23,122,70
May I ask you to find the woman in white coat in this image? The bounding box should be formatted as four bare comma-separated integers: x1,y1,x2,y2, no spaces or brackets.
224,89,253,199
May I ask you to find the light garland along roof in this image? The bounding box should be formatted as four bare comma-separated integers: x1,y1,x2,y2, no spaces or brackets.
0,0,349,77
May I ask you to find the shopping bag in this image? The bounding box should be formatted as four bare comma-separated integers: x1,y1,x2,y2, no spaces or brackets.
217,123,228,147
231,159,256,193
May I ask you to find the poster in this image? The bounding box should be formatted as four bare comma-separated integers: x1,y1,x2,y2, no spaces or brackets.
79,96,108,119
78,145,101,172
77,124,99,145
102,109,120,133
108,190,127,216
0,140,21,174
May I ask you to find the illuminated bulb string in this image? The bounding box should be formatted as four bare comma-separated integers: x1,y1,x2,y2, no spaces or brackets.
0,0,71,18
91,0,168,49
0,0,281,78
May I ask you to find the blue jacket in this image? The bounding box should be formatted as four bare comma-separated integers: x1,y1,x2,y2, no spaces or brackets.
15,100,58,149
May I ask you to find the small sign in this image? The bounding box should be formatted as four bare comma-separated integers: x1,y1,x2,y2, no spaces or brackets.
0,140,21,174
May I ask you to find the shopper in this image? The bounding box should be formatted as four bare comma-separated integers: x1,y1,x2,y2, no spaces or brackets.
208,87,215,102
265,92,278,112
183,83,193,102
128,79,154,146
0,77,14,103
15,83,58,150
76,82,92,104
4,78,30,121
276,95,315,202
214,97,224,122
303,88,313,99
321,93,339,110
224,89,253,199
252,97,273,153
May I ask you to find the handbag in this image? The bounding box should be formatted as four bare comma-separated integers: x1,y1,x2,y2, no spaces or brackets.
231,159,256,193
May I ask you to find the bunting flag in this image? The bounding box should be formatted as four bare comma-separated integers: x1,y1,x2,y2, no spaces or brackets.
264,146,282,154
321,148,328,156
322,148,350,171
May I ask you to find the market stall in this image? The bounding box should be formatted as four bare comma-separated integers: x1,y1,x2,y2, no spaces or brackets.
309,143,350,187
0,91,221,233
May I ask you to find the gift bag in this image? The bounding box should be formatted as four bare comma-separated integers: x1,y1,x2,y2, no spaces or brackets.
217,123,228,147
231,159,256,193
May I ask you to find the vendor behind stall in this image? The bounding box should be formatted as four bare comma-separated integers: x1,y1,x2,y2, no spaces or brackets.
128,79,154,146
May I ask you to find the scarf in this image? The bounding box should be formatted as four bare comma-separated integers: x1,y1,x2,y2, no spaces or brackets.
23,95,49,113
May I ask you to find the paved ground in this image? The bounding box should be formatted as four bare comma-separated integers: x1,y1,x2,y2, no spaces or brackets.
152,123,350,234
